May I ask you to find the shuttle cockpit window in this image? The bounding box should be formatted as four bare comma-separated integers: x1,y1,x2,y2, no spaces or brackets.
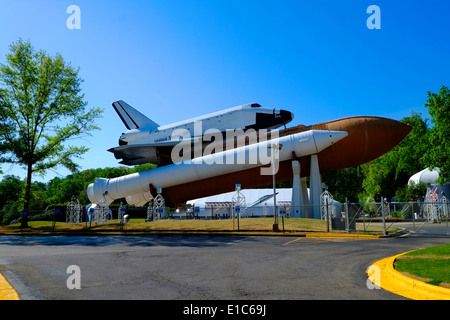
251,103,261,108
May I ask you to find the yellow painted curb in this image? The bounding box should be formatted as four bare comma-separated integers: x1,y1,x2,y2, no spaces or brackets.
369,252,450,300
0,272,19,300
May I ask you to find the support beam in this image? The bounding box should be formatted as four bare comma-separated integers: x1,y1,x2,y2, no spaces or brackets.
309,154,322,219
291,161,301,218
301,177,309,217
291,161,309,218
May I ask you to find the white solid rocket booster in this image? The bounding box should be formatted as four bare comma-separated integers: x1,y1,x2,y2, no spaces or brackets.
87,130,347,206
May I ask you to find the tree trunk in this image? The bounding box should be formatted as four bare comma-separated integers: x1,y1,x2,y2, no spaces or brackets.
21,163,33,228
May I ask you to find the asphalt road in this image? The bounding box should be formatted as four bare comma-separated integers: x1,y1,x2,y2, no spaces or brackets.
0,234,448,300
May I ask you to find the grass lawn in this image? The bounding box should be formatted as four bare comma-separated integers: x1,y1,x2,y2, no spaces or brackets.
0,218,330,233
394,243,450,287
131,217,330,232
0,217,389,235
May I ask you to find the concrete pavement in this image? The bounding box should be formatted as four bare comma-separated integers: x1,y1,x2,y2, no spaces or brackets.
0,233,449,300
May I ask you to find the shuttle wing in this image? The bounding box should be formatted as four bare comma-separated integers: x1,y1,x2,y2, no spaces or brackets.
108,143,174,165
109,141,186,153
108,138,199,165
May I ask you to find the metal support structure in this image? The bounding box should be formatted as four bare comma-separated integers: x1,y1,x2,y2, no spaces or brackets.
90,192,111,224
118,202,123,223
426,187,440,223
320,188,335,221
152,187,165,220
146,200,154,221
232,184,245,230
92,206,110,224
66,196,82,224
320,186,334,232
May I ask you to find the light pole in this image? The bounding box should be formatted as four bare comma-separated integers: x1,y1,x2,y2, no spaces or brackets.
269,142,282,232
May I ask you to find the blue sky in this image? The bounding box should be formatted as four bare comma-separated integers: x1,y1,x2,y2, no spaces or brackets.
0,0,449,182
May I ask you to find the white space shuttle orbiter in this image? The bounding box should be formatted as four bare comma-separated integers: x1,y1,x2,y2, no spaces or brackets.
108,100,294,166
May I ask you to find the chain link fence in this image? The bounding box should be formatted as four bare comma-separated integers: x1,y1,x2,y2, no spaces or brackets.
182,198,449,235
334,199,450,236
1,199,449,236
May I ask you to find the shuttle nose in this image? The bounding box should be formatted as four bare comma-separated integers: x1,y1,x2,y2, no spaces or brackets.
280,109,294,125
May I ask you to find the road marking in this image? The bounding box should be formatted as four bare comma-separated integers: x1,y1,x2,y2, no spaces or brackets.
282,237,303,246
0,272,20,300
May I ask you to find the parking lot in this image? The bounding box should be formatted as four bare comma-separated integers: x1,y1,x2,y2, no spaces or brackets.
0,233,448,301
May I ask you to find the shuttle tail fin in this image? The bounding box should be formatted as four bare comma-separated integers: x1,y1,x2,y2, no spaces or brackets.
112,100,159,130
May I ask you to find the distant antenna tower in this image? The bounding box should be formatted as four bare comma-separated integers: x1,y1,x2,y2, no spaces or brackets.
152,187,165,220
320,184,335,220
232,184,246,218
426,187,439,223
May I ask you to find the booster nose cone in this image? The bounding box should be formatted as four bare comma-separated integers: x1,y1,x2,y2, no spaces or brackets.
312,130,348,152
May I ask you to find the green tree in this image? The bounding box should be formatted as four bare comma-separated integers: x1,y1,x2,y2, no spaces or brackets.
44,164,157,206
359,112,430,201
0,175,24,209
322,166,364,202
424,85,450,185
395,182,427,202
0,175,25,224
390,112,429,178
0,39,103,227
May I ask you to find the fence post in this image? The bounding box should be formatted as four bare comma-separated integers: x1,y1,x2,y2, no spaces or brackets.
344,198,349,233
443,197,449,235
381,197,386,236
